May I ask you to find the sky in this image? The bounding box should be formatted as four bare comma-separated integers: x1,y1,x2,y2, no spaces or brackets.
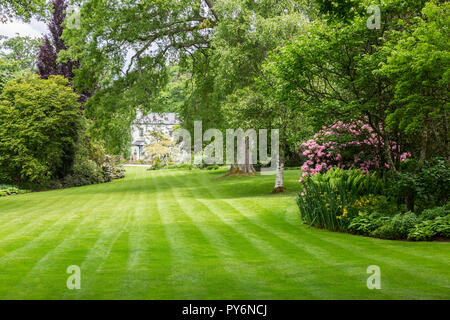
0,19,47,39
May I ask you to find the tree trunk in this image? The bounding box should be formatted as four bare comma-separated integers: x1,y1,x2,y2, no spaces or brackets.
226,139,255,175
419,127,428,164
384,136,397,175
405,192,415,212
241,138,256,174
272,152,286,193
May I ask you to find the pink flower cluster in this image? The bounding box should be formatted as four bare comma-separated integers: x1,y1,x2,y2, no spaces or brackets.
299,121,411,183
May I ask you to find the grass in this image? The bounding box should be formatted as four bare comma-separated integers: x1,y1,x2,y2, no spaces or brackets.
0,167,448,299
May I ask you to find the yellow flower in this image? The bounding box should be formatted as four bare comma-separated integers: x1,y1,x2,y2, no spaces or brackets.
343,208,348,217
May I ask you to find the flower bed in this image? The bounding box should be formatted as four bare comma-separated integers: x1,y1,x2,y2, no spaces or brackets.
297,168,450,241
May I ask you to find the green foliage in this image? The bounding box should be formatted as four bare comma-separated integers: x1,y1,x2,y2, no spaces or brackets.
61,0,311,167
62,130,125,187
58,139,126,188
0,0,48,22
295,167,448,241
297,168,383,231
62,158,105,187
347,213,388,236
153,65,191,113
0,35,42,71
0,73,82,184
314,0,363,22
149,162,194,171
389,157,450,211
0,35,42,93
143,131,176,165
415,158,450,208
263,0,443,170
408,215,450,241
345,200,449,241
83,84,135,157
371,212,419,240
101,155,126,181
0,184,27,196
420,203,450,220
0,57,19,92
380,1,449,152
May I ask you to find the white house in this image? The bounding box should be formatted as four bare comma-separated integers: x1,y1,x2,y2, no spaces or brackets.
130,112,181,160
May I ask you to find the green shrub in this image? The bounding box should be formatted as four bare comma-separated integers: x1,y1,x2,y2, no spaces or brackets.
419,204,450,220
390,158,450,212
101,155,125,181
62,159,104,187
371,212,418,240
0,184,27,196
407,220,436,241
61,133,125,187
347,213,388,236
297,168,384,231
408,215,450,241
148,163,194,171
206,165,220,170
0,73,82,184
433,216,450,238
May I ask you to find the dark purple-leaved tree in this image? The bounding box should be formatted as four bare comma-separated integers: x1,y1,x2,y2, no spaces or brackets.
37,0,88,102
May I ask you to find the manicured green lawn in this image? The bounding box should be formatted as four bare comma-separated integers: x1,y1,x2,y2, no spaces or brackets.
0,167,448,299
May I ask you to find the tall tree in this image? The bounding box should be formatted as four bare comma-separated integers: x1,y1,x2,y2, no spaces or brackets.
379,1,450,162
262,0,435,177
37,0,77,80
36,0,91,103
178,0,311,178
61,0,312,166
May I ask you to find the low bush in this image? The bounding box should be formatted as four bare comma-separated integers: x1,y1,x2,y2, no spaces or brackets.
62,159,105,187
58,132,126,188
102,155,126,181
149,163,194,171
371,212,419,240
408,215,450,241
347,213,388,236
338,203,450,241
419,204,450,220
0,184,28,197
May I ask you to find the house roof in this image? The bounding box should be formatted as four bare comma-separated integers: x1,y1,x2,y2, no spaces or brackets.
132,139,146,146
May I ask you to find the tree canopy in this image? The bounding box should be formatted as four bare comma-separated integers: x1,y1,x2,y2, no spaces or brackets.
0,0,48,22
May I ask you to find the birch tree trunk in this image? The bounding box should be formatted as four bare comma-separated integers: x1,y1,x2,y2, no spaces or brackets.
272,152,286,193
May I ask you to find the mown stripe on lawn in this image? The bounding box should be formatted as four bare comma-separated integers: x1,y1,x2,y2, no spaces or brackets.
188,171,352,299
0,181,115,299
202,173,449,299
165,170,284,299
0,167,448,299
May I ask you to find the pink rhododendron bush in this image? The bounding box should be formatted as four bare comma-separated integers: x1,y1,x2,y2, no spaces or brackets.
299,121,411,182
